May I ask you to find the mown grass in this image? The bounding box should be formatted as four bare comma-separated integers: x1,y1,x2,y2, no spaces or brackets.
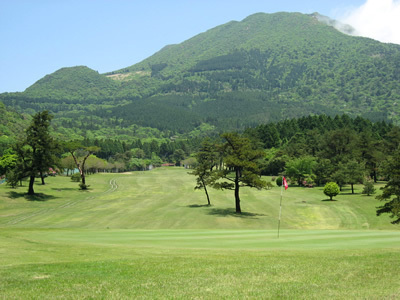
0,168,396,230
1,168,399,298
1,228,400,299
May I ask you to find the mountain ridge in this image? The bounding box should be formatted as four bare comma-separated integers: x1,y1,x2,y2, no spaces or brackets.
1,12,400,140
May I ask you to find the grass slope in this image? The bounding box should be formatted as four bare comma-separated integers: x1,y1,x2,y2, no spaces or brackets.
1,168,399,298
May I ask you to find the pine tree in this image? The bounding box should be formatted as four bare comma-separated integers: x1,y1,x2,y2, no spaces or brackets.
12,111,60,195
213,132,267,213
190,138,217,205
376,149,400,224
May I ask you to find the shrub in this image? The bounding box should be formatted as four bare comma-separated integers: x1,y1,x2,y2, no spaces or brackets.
79,183,89,190
276,176,283,187
71,173,81,182
323,182,340,201
265,182,274,190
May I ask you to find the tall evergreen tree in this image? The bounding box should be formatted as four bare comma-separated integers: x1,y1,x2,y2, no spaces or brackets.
12,111,59,195
213,132,267,213
190,138,218,205
376,149,400,224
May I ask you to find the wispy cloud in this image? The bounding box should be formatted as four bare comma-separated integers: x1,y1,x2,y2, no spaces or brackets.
339,0,400,45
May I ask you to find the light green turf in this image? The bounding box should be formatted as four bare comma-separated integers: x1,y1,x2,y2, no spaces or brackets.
1,168,400,298
0,167,397,230
1,228,400,299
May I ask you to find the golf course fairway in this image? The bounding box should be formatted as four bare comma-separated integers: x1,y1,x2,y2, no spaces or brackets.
1,168,399,298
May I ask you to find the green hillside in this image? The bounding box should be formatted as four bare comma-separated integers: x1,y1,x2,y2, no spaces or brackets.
0,101,29,154
1,12,400,139
24,66,120,100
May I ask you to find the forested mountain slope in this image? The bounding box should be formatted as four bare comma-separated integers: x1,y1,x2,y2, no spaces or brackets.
1,12,400,139
0,102,29,154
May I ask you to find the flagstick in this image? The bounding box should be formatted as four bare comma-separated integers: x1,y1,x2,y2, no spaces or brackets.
278,180,283,239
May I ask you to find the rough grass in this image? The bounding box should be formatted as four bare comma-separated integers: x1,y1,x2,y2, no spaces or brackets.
1,168,399,298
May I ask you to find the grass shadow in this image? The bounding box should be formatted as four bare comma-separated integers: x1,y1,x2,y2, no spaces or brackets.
207,208,266,219
7,191,57,201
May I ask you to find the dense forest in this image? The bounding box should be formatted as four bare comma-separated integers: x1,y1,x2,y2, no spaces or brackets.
246,114,398,186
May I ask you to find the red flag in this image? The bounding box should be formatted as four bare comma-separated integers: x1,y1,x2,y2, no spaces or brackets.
283,176,288,190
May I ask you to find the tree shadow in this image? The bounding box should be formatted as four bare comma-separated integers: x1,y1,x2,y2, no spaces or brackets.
321,199,338,202
7,191,57,201
187,204,211,208
207,208,266,219
51,187,78,192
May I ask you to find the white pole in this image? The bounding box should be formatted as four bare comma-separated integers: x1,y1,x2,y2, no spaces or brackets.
277,178,283,238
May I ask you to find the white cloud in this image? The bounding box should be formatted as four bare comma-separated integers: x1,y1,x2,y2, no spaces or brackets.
339,0,400,45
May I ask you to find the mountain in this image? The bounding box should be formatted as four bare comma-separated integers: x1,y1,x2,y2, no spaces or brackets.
24,66,119,100
1,12,400,140
0,102,29,154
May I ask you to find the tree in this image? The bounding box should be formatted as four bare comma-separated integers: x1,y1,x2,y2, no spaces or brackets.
313,158,334,186
344,160,365,194
376,149,400,224
12,111,60,195
284,156,317,186
357,130,383,182
60,155,77,176
318,129,358,165
331,165,347,192
362,178,376,196
64,141,100,189
212,132,267,213
323,182,340,201
172,149,185,166
190,138,217,206
0,149,17,176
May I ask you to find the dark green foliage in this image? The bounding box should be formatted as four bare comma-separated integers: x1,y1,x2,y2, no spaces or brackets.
189,138,218,205
11,111,60,194
324,182,340,201
79,183,89,190
343,160,365,194
212,132,267,213
376,149,400,224
284,156,317,186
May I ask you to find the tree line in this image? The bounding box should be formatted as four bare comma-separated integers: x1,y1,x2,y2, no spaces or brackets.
189,114,400,223
1,111,399,223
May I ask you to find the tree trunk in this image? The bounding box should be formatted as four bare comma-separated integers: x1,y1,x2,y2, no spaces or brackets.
28,175,35,195
235,168,241,213
351,183,354,194
40,171,45,185
202,179,211,206
81,170,86,185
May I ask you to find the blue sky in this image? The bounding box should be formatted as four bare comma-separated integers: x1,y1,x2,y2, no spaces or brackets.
0,0,398,93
